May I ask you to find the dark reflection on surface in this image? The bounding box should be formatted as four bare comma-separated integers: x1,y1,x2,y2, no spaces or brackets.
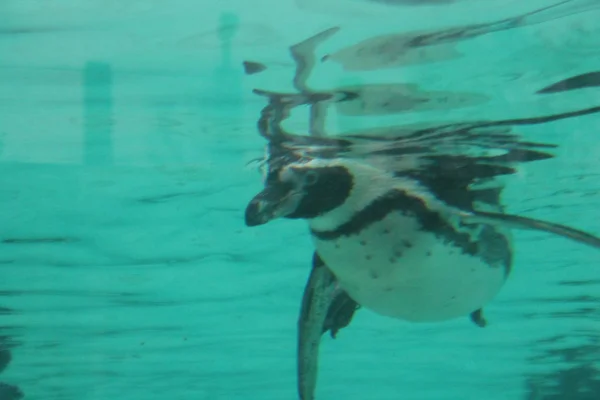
537,71,600,94
242,61,267,75
2,237,79,245
0,27,72,35
247,21,600,143
332,83,488,115
252,81,600,142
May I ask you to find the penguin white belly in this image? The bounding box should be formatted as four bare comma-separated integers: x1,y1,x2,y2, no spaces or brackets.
312,212,508,322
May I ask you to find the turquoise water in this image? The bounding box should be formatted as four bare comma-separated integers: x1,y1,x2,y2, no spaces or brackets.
1,1,600,399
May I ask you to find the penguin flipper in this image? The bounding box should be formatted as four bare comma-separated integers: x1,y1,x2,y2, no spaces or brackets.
465,211,600,250
297,252,359,400
470,308,487,328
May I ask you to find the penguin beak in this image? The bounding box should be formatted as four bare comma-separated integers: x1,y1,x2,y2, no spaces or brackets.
245,182,300,226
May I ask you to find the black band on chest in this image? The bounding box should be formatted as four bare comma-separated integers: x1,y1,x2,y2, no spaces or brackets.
310,189,511,271
311,190,436,240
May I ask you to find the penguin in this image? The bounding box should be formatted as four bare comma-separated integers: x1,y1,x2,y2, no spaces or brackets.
244,130,600,400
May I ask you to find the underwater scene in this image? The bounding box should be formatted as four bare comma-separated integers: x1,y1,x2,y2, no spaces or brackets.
1,0,600,399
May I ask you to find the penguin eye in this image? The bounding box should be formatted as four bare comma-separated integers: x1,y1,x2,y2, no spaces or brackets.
304,170,318,186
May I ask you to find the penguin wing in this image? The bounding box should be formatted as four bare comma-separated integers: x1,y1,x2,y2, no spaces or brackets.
297,253,359,400
462,210,600,250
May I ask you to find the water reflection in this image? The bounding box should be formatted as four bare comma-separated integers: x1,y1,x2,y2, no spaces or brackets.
325,1,600,71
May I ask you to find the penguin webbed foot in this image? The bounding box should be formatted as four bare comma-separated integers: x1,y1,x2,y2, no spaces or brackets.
470,308,487,328
322,291,360,339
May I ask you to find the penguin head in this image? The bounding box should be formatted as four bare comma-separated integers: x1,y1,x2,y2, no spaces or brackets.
245,156,354,226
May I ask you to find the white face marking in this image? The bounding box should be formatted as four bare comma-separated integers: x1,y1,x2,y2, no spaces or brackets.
306,160,395,231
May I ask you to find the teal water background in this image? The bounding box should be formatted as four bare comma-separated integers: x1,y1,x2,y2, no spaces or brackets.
1,1,600,399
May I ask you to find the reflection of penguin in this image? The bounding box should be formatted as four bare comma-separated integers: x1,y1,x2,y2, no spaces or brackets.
0,336,23,400
334,76,365,134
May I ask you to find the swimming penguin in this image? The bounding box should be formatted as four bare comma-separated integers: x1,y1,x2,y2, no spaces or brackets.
244,129,600,400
